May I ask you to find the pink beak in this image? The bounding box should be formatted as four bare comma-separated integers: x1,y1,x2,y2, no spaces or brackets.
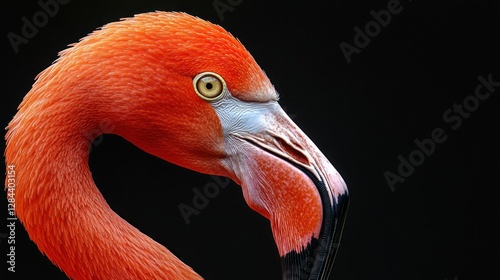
221,103,349,279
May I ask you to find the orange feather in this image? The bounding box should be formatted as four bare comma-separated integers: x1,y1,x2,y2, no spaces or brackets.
5,12,276,280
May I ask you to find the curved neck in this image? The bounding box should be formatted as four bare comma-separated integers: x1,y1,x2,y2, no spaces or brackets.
6,92,202,280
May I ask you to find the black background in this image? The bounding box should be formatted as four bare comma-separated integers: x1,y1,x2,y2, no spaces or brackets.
1,1,499,279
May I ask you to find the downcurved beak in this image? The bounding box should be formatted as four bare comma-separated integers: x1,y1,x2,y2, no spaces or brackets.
219,100,349,280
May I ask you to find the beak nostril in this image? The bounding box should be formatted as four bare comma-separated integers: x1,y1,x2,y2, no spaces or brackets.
275,137,310,167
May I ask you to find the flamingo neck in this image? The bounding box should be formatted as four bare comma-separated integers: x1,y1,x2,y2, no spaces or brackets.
5,92,202,280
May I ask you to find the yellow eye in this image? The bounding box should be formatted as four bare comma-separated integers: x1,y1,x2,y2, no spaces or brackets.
193,72,226,101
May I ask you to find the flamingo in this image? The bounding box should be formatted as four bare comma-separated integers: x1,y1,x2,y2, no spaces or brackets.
5,12,349,280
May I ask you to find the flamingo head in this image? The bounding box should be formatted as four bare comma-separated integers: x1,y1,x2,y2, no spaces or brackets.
28,12,349,279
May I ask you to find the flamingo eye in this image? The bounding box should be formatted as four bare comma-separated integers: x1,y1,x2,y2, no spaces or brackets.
193,72,226,101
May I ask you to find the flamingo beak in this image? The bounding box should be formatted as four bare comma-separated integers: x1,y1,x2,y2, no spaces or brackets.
219,100,349,280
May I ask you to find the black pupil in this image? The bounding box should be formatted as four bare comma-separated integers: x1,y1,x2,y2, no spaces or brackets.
206,82,213,90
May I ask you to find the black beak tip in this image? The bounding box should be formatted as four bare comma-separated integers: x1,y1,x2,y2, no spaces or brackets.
281,193,349,280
